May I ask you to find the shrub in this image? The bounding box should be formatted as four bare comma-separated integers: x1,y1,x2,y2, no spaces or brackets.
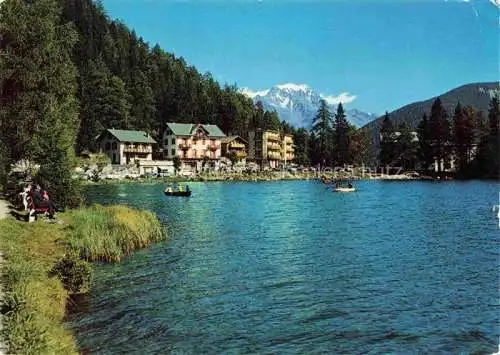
49,253,92,293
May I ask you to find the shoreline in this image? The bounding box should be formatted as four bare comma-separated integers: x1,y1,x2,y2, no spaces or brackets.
81,171,441,185
0,204,165,354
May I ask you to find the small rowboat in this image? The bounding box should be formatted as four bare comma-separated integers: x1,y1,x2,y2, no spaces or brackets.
332,180,356,192
164,190,191,197
333,187,356,192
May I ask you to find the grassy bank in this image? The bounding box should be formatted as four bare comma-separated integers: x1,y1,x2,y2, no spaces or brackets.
0,205,165,354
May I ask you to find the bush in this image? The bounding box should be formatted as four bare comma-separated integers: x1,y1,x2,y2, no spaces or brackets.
49,253,92,293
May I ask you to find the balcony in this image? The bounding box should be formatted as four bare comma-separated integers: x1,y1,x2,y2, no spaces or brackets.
286,146,294,152
209,144,220,151
267,142,281,150
229,142,245,149
123,146,151,153
179,143,191,150
267,152,281,160
266,134,281,142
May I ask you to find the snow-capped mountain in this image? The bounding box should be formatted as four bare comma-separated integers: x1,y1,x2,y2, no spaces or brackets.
241,83,377,128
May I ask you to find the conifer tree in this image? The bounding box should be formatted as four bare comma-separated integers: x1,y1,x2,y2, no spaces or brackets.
475,95,499,177
350,127,371,166
293,128,310,166
395,123,418,171
417,113,433,170
312,99,333,167
128,68,155,132
429,98,450,175
0,0,81,206
334,103,350,166
452,103,475,173
379,112,396,167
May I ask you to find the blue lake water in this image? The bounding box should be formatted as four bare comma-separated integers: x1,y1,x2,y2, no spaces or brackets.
68,180,500,354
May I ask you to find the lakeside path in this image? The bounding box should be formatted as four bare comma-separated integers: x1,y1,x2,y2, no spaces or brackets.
0,197,9,219
0,197,9,355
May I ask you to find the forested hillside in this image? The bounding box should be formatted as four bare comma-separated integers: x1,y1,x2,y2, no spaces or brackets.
61,0,281,153
0,0,283,204
362,82,498,136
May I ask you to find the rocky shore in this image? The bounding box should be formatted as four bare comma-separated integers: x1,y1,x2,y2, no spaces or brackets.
81,170,433,185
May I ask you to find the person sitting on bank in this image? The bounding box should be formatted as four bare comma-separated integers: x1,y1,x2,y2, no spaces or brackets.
28,184,56,218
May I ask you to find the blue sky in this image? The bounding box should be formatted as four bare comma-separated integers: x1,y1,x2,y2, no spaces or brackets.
102,0,498,114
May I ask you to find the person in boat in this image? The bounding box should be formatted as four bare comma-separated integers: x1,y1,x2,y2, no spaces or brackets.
185,185,190,192
166,185,173,193
348,183,353,188
178,184,183,192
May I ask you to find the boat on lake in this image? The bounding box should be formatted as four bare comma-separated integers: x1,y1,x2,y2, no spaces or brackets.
332,180,356,193
164,190,191,197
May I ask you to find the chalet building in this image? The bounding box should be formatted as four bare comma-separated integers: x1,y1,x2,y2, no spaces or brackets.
163,123,226,171
248,129,295,168
96,129,156,165
283,134,295,163
220,136,248,163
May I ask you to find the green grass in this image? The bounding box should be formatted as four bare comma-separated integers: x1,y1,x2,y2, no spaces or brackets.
0,204,166,354
66,204,164,262
0,219,77,355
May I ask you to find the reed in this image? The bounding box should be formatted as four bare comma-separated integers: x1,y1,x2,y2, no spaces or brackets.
0,204,165,354
65,204,164,262
0,219,77,355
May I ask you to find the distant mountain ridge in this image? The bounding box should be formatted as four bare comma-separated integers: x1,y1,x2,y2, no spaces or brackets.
241,84,377,129
362,82,499,134
360,82,499,159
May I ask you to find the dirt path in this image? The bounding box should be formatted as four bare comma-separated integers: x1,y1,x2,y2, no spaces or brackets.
0,197,10,220
0,197,9,354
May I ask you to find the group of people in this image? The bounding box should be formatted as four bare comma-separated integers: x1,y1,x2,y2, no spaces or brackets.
165,184,190,193
19,183,57,220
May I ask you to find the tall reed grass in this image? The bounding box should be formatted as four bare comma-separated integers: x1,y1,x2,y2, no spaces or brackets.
66,204,164,262
0,204,166,354
0,219,77,355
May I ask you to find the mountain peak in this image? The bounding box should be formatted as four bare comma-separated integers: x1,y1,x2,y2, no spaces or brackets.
241,83,377,128
276,83,311,92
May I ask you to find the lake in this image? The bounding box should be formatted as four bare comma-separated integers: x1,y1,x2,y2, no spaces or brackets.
68,180,499,354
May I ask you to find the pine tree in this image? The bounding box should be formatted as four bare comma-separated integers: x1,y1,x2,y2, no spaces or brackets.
0,0,81,206
334,103,350,166
350,127,371,166
128,68,155,132
379,112,396,167
395,123,418,171
475,95,499,177
429,98,450,175
311,99,333,167
417,113,433,170
452,103,475,174
292,128,310,166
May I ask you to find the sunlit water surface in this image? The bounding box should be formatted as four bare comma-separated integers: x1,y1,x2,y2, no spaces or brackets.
67,180,499,354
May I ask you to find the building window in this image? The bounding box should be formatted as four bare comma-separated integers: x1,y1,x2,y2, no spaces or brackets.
164,139,168,146
171,149,176,156
171,137,176,145
112,142,117,150
105,142,111,150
